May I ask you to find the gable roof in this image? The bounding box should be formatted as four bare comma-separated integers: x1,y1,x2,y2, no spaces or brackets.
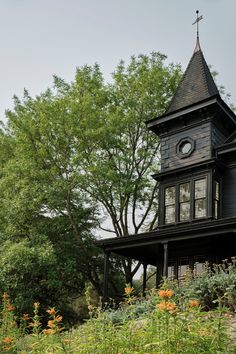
166,39,219,114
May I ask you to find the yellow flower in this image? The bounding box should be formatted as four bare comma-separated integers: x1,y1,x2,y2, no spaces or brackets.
34,302,40,309
124,286,134,295
158,289,174,299
189,299,200,308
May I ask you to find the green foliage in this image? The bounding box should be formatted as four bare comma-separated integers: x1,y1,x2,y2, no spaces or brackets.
178,259,236,311
0,289,233,353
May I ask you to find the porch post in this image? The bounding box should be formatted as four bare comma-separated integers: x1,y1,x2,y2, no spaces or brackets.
142,263,147,297
103,251,110,306
163,242,169,278
156,259,163,289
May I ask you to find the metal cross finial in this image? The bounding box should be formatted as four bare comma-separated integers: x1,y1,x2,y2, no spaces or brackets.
192,10,203,38
192,10,203,52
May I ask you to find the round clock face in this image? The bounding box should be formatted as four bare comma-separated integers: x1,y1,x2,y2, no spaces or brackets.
180,141,192,154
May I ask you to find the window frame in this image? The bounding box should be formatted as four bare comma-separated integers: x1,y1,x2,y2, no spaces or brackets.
162,173,212,226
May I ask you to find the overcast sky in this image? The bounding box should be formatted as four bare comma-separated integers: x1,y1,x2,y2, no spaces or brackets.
0,0,235,121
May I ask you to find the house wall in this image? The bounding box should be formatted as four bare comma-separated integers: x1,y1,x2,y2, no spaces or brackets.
222,164,236,218
160,122,212,172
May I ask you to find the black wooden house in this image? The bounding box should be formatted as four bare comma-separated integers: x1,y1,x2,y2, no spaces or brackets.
97,36,236,299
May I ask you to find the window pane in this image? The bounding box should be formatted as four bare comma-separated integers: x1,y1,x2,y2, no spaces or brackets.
195,179,207,199
165,205,175,224
179,183,190,202
165,187,175,206
215,200,219,219
180,202,190,221
215,181,219,201
195,199,206,218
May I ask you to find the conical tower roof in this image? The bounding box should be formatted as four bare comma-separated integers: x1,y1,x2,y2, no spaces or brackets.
166,39,219,114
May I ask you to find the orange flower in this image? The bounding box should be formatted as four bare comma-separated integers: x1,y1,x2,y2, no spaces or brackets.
157,301,178,315
23,313,30,321
7,305,16,311
47,320,56,329
2,293,9,300
157,302,167,311
158,289,174,299
2,337,14,344
43,328,55,335
166,301,178,315
46,308,57,316
124,286,134,295
55,315,63,322
2,346,10,351
189,299,200,307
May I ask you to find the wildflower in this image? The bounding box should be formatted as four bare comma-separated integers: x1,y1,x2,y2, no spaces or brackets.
157,302,166,311
124,286,134,296
7,305,16,311
23,313,30,321
47,307,56,315
189,299,200,308
34,302,40,309
55,315,63,322
47,320,56,329
166,301,178,315
2,346,10,351
43,328,55,335
64,339,72,345
2,337,14,344
2,292,9,300
157,301,178,315
158,289,174,299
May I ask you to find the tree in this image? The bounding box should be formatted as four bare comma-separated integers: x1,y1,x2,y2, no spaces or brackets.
0,52,181,310
77,53,182,282
0,66,112,319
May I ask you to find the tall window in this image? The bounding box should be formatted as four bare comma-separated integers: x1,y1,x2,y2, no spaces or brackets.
214,181,220,219
194,178,207,218
165,186,176,224
179,182,190,221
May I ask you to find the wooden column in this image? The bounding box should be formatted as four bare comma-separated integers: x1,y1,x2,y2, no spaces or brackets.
163,242,169,278
142,263,147,297
102,251,110,306
156,259,163,288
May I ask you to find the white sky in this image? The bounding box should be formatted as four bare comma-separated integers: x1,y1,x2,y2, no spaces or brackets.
0,0,235,121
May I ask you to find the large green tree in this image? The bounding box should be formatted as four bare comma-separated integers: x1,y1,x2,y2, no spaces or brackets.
0,52,181,309
77,53,182,282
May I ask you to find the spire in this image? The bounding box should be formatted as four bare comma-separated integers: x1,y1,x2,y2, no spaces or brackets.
193,10,202,52
166,11,219,114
